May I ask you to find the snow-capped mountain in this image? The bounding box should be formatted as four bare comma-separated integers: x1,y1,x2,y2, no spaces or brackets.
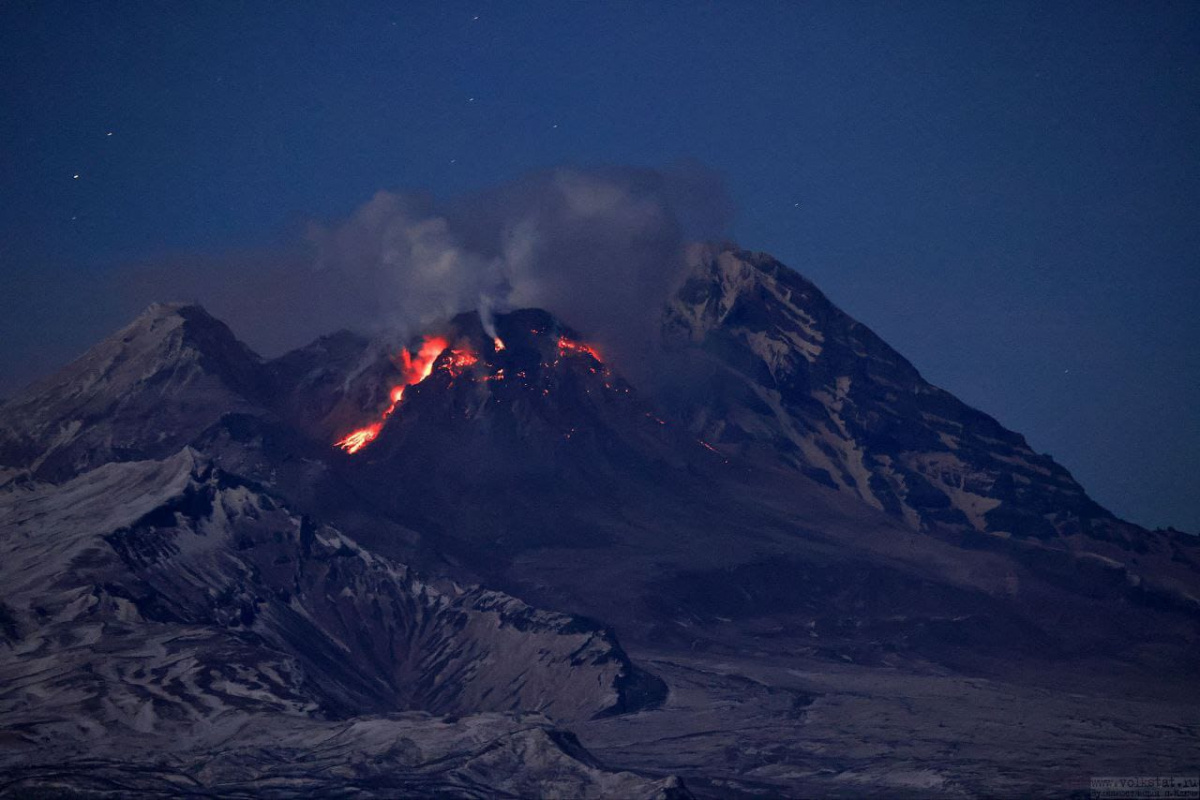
665,244,1123,541
1,248,1197,797
0,303,265,482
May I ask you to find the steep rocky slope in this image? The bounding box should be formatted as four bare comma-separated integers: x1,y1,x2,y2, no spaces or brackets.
665,244,1121,541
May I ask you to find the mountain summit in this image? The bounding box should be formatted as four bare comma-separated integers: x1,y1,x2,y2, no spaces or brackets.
0,303,265,481
666,244,1119,540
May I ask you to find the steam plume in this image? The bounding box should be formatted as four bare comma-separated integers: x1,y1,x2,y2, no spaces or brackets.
118,163,731,375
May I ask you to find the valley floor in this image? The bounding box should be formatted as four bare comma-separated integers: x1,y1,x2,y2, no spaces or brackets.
577,648,1200,798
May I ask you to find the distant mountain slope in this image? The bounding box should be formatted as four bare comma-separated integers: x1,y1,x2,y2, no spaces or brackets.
665,244,1125,542
0,303,265,481
242,304,1197,679
265,328,401,441
338,308,719,562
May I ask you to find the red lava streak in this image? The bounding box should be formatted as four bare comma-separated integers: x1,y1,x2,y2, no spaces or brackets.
337,332,603,454
335,423,383,455
335,335,453,454
557,336,602,362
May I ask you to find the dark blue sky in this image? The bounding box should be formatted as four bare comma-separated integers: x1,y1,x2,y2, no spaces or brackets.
1,1,1197,530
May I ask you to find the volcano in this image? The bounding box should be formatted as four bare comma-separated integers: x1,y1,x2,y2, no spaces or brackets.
1,245,1197,797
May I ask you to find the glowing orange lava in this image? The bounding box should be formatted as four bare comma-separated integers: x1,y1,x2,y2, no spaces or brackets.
399,337,451,391
556,336,602,362
334,335,451,453
443,348,479,376
335,423,383,454
336,331,605,455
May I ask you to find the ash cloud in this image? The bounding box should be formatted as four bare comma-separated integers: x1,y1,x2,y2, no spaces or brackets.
119,163,731,375
309,163,732,369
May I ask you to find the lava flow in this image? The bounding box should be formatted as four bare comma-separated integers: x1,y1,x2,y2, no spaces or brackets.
334,335,451,454
556,336,602,362
336,330,607,454
443,348,479,376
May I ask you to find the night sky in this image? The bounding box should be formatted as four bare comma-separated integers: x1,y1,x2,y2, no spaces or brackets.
1,1,1197,531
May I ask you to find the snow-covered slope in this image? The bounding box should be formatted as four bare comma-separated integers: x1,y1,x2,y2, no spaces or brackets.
0,303,265,481
0,448,679,797
665,244,1124,541
0,448,656,725
1,711,688,799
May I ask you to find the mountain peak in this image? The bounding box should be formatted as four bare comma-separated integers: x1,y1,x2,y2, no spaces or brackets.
0,302,265,481
124,301,257,358
668,246,1127,541
138,299,203,317
349,306,682,469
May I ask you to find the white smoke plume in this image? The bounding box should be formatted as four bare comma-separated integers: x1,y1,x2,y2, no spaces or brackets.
113,163,731,375
308,163,730,364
